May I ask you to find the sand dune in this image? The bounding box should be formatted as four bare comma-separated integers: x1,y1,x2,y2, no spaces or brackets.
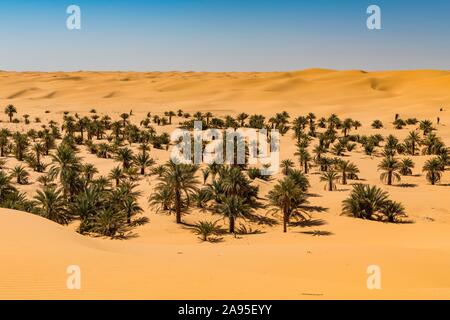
0,69,449,299
0,70,449,119
1,208,449,300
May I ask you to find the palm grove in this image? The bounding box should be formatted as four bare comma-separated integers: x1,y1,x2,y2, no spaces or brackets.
0,104,448,240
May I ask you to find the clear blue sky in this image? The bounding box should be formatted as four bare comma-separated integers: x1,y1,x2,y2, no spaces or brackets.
0,0,449,71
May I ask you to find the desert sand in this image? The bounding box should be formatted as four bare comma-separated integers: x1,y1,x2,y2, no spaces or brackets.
0,69,449,299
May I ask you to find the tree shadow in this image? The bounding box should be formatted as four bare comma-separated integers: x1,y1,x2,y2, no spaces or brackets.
302,205,328,214
130,216,150,226
395,183,418,188
301,230,334,237
291,218,327,228
307,193,323,198
112,232,139,240
247,212,279,227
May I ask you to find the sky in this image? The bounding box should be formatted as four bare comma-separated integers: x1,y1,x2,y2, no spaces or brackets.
0,0,449,71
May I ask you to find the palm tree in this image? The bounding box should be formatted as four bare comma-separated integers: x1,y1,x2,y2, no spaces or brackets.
287,169,310,192
218,195,251,234
419,120,435,135
346,162,360,180
423,158,444,185
236,113,249,127
204,112,213,126
342,184,389,220
0,171,17,202
0,129,10,157
148,185,173,212
405,131,421,156
34,187,70,225
295,148,312,174
268,177,308,233
92,208,127,237
32,143,45,167
378,156,401,185
342,118,353,137
81,163,98,183
336,160,356,185
380,200,407,223
151,161,199,224
13,132,29,161
134,152,155,175
49,143,81,197
371,120,383,129
122,195,143,224
10,165,29,185
399,158,414,176
320,171,340,191
115,147,134,169
280,159,294,175
120,113,130,127
192,221,222,242
353,120,362,130
165,111,176,124
4,104,17,122
109,166,125,187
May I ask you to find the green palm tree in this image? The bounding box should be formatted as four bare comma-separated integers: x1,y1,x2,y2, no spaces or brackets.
49,144,81,197
151,161,199,224
320,171,340,191
204,112,213,126
120,113,130,127
280,159,295,175
419,120,435,135
287,169,310,192
371,120,383,129
0,171,17,203
109,166,125,187
115,147,134,169
295,148,312,174
32,142,45,166
92,208,127,237
34,187,70,225
405,131,421,156
423,158,444,185
122,195,143,224
13,132,29,161
399,158,414,176
134,152,155,175
148,185,173,212
268,177,308,233
192,220,222,242
218,195,251,234
336,160,357,185
4,104,17,122
236,113,249,127
380,200,406,223
378,156,401,185
342,184,390,220
81,163,99,183
10,165,29,185
0,129,10,157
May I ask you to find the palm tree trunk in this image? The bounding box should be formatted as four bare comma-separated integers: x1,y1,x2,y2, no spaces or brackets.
342,171,347,185
283,212,288,233
175,190,182,224
229,216,235,233
388,172,392,185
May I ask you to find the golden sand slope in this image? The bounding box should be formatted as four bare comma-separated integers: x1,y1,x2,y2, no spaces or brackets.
1,209,449,299
1,69,450,120
0,69,449,299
